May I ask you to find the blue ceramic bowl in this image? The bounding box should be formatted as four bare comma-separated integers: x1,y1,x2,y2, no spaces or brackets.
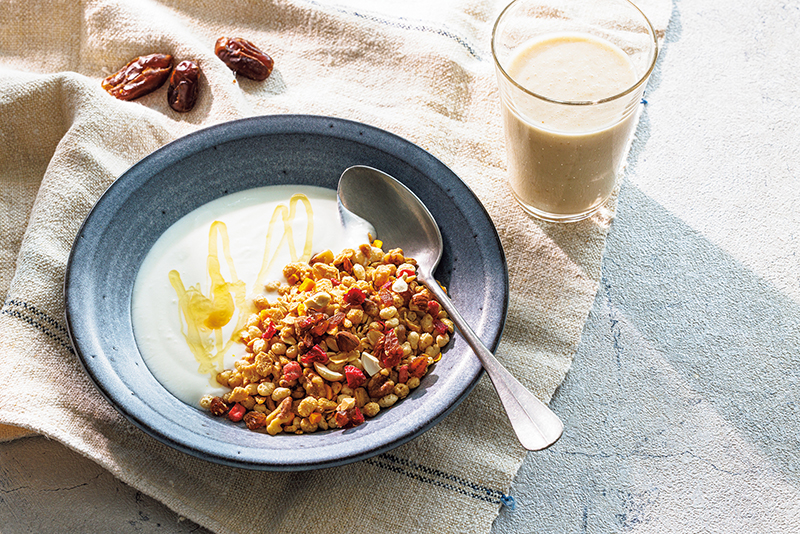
65,115,508,470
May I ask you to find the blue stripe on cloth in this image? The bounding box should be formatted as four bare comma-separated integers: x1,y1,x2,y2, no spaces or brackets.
300,0,484,60
1,299,75,354
366,453,514,507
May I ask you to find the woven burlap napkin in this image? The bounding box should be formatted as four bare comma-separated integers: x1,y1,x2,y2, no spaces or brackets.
0,1,670,532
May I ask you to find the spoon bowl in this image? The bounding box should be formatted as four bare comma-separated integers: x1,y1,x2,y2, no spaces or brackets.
337,165,443,276
338,165,564,451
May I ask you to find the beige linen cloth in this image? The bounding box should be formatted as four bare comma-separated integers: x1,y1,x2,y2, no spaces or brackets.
0,0,670,532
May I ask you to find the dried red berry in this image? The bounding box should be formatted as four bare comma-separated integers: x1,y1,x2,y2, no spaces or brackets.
282,360,302,381
261,321,277,340
379,329,404,369
344,287,366,305
344,365,367,389
433,319,448,336
228,403,246,422
350,406,365,426
334,409,349,428
300,344,329,365
398,365,409,384
335,405,365,429
297,313,327,336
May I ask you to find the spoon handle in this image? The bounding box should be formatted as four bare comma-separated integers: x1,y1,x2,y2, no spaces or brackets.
423,278,564,451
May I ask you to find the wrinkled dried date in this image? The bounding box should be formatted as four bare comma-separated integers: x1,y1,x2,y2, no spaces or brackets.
167,60,200,112
215,37,273,81
101,53,173,101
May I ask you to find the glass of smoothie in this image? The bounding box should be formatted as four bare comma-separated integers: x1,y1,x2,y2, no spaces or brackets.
492,0,658,223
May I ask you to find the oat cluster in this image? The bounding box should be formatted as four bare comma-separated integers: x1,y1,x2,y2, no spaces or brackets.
201,242,454,435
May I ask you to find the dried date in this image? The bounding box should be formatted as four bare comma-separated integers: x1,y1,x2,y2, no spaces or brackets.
167,60,200,112
101,53,173,101
215,37,273,81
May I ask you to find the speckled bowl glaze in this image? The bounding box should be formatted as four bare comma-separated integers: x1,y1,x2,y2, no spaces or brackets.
65,115,508,470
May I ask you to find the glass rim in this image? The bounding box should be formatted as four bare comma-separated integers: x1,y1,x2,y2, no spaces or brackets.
491,0,659,106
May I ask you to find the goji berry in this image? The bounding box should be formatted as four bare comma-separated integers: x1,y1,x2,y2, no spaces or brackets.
398,365,409,384
379,329,404,368
344,287,365,305
261,321,277,340
282,360,302,381
433,319,448,336
228,403,246,422
300,344,329,365
344,365,367,388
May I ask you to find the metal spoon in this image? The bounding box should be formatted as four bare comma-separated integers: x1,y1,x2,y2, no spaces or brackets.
337,165,563,451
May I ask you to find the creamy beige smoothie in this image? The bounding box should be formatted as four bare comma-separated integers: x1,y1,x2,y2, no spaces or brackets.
501,32,640,219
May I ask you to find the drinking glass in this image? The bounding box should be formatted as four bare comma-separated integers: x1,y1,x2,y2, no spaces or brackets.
492,0,658,222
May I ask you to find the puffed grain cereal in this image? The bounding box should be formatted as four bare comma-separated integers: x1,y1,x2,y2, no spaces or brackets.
202,242,454,434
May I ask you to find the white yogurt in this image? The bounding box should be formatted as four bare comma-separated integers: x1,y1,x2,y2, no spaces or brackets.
131,185,372,405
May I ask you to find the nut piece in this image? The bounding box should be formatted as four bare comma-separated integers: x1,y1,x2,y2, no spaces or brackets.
309,250,334,264
335,331,360,353
361,352,382,376
215,37,274,81
314,361,344,382
304,291,331,311
265,397,294,435
367,371,394,399
167,59,200,112
101,53,173,101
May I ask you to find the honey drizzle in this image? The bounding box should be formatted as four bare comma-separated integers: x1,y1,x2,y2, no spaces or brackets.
254,193,314,290
168,193,314,384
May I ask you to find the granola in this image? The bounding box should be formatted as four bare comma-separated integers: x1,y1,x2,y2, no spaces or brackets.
200,242,454,434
